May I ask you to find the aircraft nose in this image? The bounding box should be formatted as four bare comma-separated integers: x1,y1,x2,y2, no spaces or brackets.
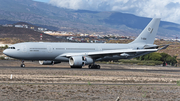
3,49,9,56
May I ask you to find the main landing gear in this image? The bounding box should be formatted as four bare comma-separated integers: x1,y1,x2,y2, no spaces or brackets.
70,64,101,69
88,64,100,69
21,60,25,68
71,66,82,69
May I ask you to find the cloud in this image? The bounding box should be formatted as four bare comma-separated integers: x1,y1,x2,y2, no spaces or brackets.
49,0,180,24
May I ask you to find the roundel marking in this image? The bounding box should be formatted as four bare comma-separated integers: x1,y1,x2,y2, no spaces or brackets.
148,27,152,32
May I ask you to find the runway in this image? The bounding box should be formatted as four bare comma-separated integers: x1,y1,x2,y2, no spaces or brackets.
1,65,180,73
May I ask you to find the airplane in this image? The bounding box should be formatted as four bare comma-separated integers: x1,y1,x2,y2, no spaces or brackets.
3,18,169,69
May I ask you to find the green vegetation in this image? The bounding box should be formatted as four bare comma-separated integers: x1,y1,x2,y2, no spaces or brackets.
0,45,8,57
119,59,162,66
0,57,5,60
99,52,177,66
177,80,180,86
136,53,177,66
99,59,162,66
142,93,147,98
119,60,162,66
1,45,8,50
88,82,91,85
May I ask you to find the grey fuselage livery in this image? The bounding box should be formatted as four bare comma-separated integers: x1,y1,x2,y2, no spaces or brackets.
3,18,165,68
4,42,144,61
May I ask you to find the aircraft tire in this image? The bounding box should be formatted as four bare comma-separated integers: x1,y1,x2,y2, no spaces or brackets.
88,65,92,69
71,66,82,69
89,65,100,69
21,64,25,68
97,65,100,69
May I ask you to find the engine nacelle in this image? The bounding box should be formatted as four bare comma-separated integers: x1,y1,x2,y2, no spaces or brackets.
69,56,93,67
39,61,61,65
120,53,129,57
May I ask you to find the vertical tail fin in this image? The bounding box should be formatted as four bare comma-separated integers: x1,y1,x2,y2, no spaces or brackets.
130,18,161,45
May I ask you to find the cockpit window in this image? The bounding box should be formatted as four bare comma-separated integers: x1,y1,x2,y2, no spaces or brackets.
7,47,16,49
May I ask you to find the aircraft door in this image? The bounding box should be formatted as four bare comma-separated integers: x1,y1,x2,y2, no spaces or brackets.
98,46,102,51
47,45,52,52
22,45,27,52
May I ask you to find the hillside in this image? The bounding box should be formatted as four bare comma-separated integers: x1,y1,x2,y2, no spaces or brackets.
0,26,67,43
156,41,180,58
0,0,180,38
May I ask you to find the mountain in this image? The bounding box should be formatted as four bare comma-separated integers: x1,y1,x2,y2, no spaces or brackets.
0,0,180,38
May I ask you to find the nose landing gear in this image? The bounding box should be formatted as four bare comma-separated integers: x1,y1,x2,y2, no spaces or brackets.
21,60,25,68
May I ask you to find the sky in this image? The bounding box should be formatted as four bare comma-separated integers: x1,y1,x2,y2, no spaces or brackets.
33,0,180,24
33,0,50,3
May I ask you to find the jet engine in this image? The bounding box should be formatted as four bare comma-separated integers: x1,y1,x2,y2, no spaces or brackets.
69,56,93,67
39,61,61,65
120,53,129,57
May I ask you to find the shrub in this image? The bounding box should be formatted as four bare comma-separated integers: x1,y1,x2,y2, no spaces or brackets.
160,53,171,61
0,57,5,60
148,53,162,61
118,60,162,66
177,80,180,86
136,52,177,66
146,63,155,66
137,62,144,65
166,56,177,66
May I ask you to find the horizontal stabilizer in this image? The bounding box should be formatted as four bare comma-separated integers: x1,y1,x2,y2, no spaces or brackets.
158,45,169,50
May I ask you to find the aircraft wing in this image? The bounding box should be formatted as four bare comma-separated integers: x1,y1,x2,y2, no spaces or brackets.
60,49,158,58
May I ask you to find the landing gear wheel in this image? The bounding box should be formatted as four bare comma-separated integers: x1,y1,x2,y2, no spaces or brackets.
88,65,92,69
97,65,100,69
88,65,100,69
21,64,25,68
21,60,25,68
